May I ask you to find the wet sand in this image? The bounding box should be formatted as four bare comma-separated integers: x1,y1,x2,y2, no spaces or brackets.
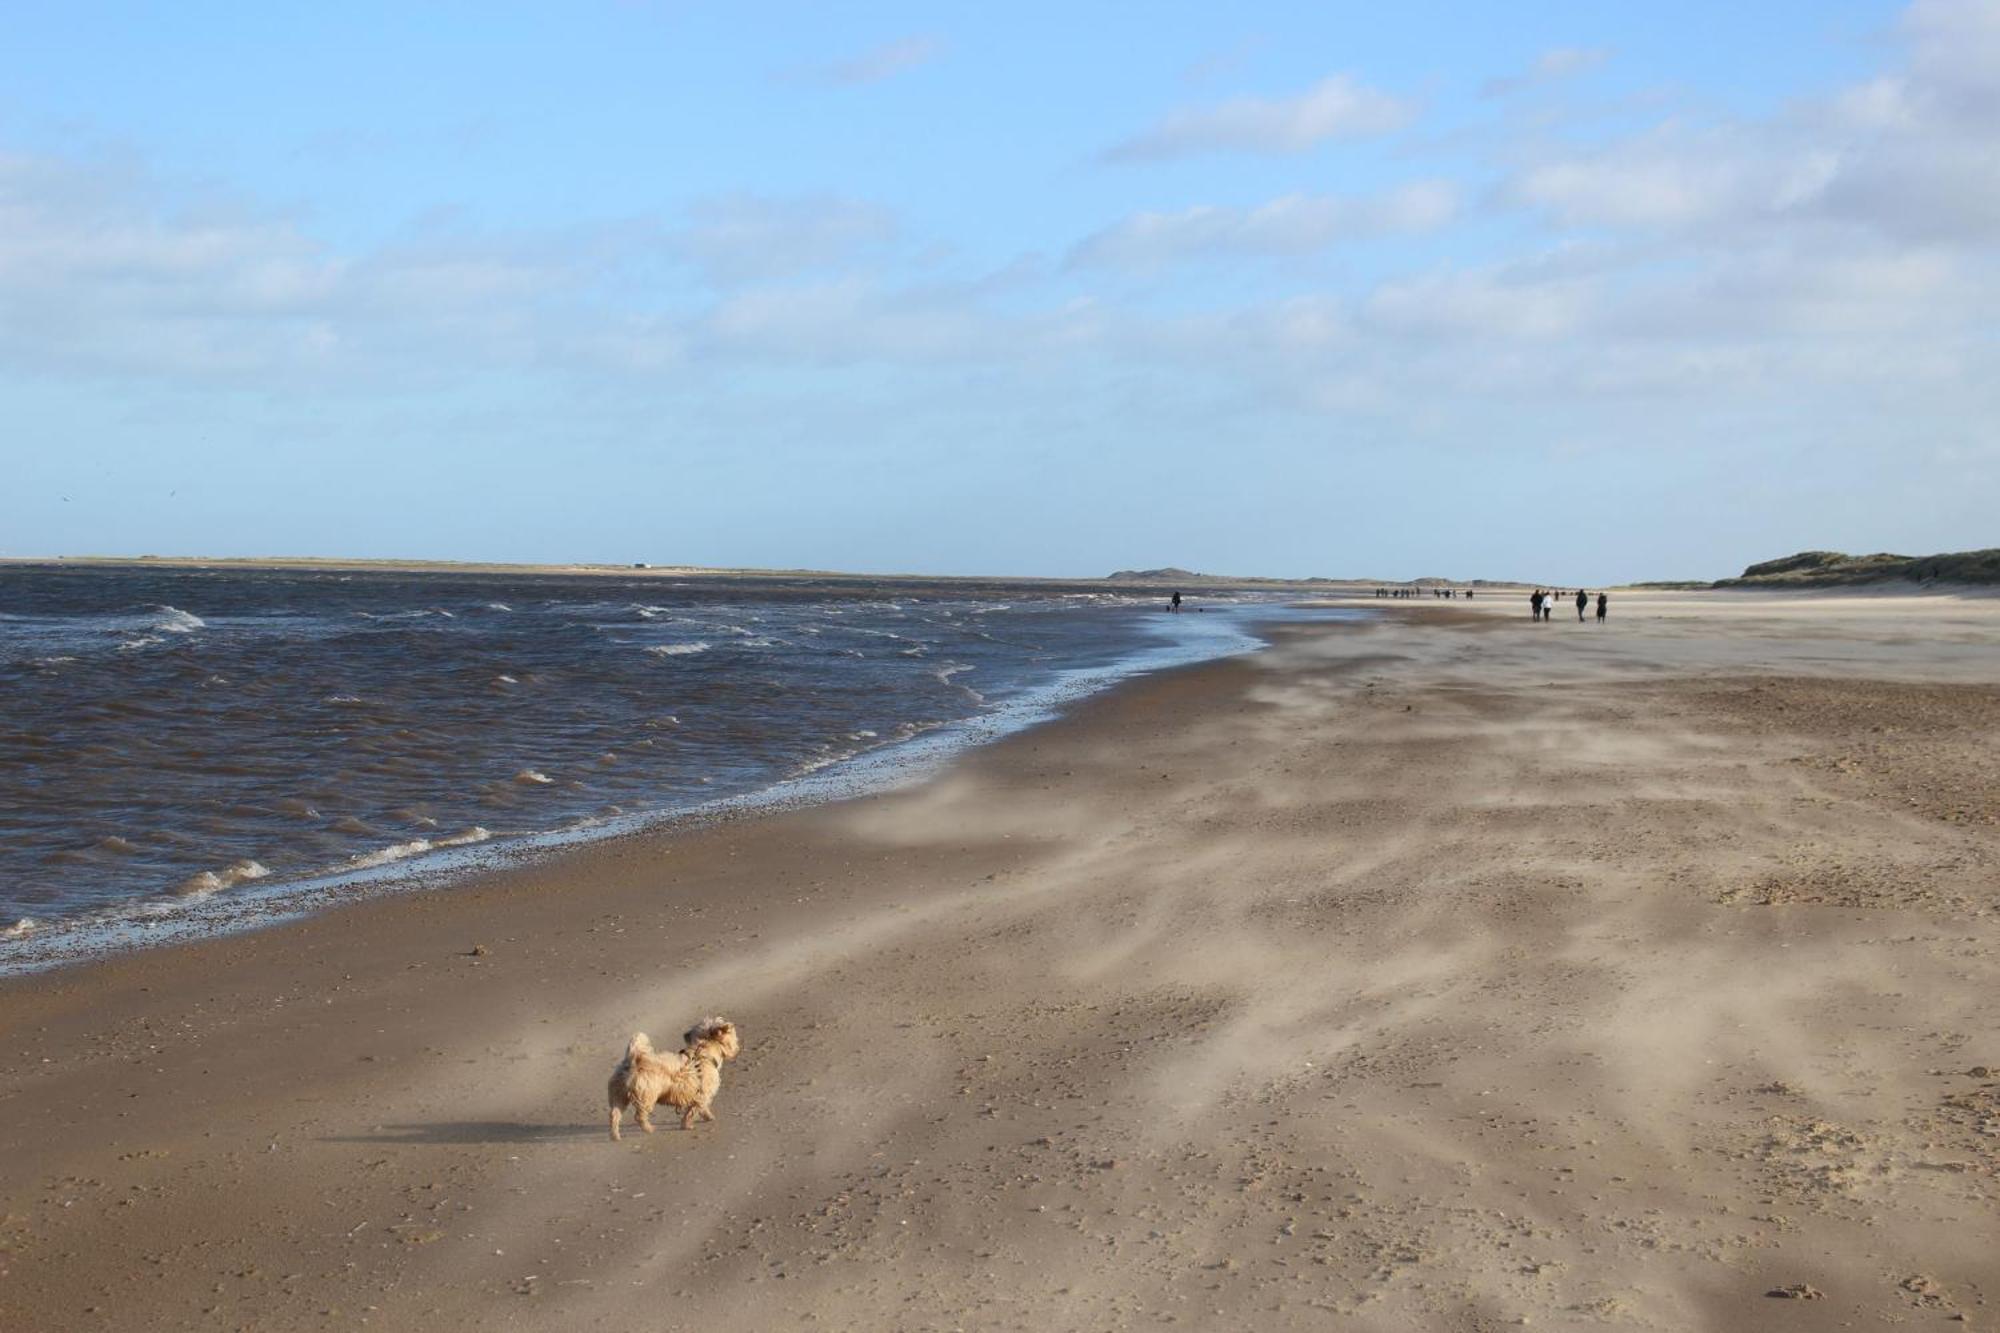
4,591,1998,1330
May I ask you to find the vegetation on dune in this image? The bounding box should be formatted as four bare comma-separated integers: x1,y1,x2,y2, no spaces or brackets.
1716,548,2000,587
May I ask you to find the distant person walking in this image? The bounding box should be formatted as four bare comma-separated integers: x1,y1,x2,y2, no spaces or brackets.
1530,589,1544,620
1170,590,1182,613
1596,591,1608,622
1576,588,1588,622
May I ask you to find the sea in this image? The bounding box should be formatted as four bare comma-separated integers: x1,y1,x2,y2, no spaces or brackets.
0,563,1352,972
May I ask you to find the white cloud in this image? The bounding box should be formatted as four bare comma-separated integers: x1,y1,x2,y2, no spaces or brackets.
703,278,989,363
675,192,896,285
1901,0,2000,115
785,35,945,88
0,150,686,382
1070,182,1457,268
1502,2,2000,245
1180,37,1266,87
1615,244,1962,339
1363,259,1597,340
1482,46,1613,98
1102,74,1414,162
0,150,933,381
1506,128,1842,230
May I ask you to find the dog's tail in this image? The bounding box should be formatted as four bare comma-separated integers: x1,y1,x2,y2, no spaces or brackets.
626,1032,654,1062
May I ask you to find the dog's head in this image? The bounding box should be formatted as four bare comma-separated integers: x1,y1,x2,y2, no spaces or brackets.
684,1017,740,1062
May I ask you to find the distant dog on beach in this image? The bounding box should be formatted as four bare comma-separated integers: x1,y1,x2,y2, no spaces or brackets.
607,1017,741,1140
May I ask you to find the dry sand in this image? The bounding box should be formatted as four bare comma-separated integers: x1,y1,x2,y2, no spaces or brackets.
4,590,1998,1330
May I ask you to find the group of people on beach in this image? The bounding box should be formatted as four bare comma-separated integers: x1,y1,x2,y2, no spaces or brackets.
1531,588,1607,622
1183,584,1606,620
1373,586,1473,599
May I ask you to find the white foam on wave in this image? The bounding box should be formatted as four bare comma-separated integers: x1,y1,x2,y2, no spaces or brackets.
175,859,270,898
150,606,206,633
791,747,861,778
646,642,710,657
358,607,452,622
515,769,554,785
494,674,519,685
323,694,365,705
349,839,432,870
435,826,492,848
485,602,514,613
3,917,36,940
933,661,988,705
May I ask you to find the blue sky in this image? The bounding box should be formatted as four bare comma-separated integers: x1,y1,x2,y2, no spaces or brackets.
2,0,1994,580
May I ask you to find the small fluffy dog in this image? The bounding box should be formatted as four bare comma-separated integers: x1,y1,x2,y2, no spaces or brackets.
606,1017,740,1140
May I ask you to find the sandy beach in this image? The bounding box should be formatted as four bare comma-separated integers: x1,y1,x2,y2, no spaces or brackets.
4,590,1998,1331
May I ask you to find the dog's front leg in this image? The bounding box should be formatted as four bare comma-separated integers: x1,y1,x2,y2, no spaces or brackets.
680,1104,699,1131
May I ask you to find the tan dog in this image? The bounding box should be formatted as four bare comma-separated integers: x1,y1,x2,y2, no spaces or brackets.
607,1017,740,1140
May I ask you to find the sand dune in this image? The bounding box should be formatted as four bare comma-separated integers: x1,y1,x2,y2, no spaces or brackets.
3,591,1997,1329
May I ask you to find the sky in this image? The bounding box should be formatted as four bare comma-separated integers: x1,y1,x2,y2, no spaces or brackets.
1,0,1995,582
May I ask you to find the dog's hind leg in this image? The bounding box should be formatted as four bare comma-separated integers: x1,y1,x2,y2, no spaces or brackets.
637,1098,657,1135
609,1102,623,1142
681,1104,699,1131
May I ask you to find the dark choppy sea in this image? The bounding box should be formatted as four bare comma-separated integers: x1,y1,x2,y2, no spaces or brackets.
1,564,1350,971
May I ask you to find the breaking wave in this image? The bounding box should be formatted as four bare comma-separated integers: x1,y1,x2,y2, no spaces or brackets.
175,859,270,898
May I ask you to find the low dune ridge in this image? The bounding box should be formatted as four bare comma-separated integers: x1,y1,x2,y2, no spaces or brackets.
3,590,1998,1330
1716,546,2000,588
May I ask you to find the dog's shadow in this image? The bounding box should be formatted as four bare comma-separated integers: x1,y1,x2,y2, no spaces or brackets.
327,1121,603,1146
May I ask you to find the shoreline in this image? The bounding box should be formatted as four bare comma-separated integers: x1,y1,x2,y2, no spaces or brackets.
5,595,1997,1329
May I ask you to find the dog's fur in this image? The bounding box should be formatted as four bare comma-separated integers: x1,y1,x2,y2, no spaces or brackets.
606,1017,740,1140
